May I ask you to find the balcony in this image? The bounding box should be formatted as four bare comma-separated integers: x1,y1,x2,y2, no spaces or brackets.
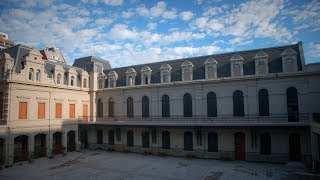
79,114,311,127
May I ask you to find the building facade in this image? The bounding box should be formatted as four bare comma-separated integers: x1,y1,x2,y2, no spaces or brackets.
0,42,320,170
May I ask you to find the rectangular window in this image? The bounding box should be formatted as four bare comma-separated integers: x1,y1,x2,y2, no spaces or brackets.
19,102,28,119
55,103,62,118
38,102,45,119
69,104,75,118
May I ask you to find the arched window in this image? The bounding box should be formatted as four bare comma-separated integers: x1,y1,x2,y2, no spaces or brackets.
183,93,192,117
258,89,269,116
70,76,74,86
127,97,134,117
162,131,170,149
162,95,170,117
207,92,217,117
142,96,149,117
83,78,87,88
127,130,134,147
35,70,40,81
29,68,34,80
208,132,218,152
57,73,61,84
184,131,193,151
142,131,149,148
97,98,103,117
108,130,114,145
233,90,244,117
287,87,299,121
108,98,114,117
260,133,271,155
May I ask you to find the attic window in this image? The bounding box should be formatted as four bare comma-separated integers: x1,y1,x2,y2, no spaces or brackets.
71,76,75,86
57,73,61,84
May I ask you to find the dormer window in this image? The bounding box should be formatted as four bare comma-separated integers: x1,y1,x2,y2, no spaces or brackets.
285,59,294,72
70,76,74,86
29,68,34,80
281,48,298,73
57,73,61,84
36,69,40,81
98,79,103,89
181,61,194,82
126,68,136,86
83,78,87,88
234,63,240,76
160,63,172,83
204,58,218,79
141,66,152,85
107,70,118,88
254,51,269,76
128,76,133,86
230,54,244,78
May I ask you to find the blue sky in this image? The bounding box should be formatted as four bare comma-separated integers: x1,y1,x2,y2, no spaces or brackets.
0,0,319,67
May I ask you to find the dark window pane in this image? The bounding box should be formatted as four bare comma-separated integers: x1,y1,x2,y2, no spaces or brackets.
233,90,244,116
162,95,170,117
287,87,299,122
207,92,217,117
183,93,192,117
258,89,269,116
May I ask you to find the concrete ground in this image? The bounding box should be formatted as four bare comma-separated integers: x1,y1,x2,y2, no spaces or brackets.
0,150,307,180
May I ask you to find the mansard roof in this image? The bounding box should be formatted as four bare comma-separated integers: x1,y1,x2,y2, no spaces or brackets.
103,43,303,87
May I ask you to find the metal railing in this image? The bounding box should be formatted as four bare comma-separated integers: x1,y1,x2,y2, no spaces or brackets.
78,114,312,126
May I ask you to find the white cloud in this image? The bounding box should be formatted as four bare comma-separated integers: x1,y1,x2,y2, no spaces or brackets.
102,0,123,6
147,23,157,30
288,0,320,32
192,0,292,44
95,18,113,26
121,10,134,18
136,1,177,19
308,42,320,59
180,11,194,21
107,24,139,40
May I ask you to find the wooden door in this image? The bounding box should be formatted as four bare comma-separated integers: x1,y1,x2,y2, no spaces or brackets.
235,132,245,160
289,133,301,161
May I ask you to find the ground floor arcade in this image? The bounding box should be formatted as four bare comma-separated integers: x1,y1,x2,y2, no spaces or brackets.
80,125,311,166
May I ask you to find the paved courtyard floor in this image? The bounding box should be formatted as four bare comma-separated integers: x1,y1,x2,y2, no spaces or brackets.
0,150,307,180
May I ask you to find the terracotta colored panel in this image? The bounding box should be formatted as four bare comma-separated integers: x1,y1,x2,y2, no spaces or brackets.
38,103,45,119
69,104,75,118
83,104,88,121
55,103,62,118
19,102,27,119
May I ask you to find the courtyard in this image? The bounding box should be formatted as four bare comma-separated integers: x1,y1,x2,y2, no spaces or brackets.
0,150,307,180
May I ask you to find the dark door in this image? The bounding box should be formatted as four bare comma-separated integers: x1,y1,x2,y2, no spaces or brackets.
142,132,150,148
97,130,103,144
289,133,301,161
108,130,115,145
67,131,76,152
208,132,218,152
184,132,193,151
162,131,170,149
53,132,62,154
0,138,4,165
235,132,245,160
80,129,88,148
127,131,134,147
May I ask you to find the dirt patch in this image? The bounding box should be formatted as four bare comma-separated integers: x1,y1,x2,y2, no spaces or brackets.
49,156,85,170
204,171,223,180
233,168,257,176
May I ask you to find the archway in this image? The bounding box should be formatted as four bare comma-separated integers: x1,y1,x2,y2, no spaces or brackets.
234,132,245,160
289,133,301,161
0,138,5,165
34,133,46,158
67,131,76,152
14,135,28,162
53,132,62,155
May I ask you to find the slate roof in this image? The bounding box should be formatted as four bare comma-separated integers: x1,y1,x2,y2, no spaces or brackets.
104,43,303,87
